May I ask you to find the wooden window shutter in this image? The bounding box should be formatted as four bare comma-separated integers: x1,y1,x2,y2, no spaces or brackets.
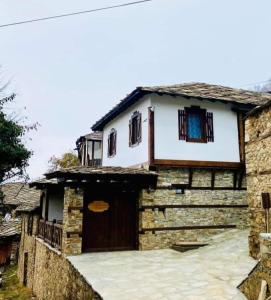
113,131,117,155
107,135,110,157
206,112,214,142
129,119,132,146
178,109,187,140
137,113,142,143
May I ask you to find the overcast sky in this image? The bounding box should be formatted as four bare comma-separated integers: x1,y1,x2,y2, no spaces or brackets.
0,0,271,180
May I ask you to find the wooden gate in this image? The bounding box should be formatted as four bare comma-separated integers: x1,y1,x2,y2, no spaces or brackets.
82,189,138,252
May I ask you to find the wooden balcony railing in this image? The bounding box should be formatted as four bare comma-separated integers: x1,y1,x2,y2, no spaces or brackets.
87,158,102,167
38,219,63,251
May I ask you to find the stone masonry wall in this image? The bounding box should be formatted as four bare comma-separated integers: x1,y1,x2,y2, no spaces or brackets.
62,187,83,256
17,213,39,289
31,239,94,300
239,234,271,300
245,105,271,258
139,167,248,250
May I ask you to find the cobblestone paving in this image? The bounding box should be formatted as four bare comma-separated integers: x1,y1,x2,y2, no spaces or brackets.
68,230,257,300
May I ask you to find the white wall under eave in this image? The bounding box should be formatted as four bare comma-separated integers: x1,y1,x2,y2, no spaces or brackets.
152,94,240,162
48,191,64,222
102,96,151,167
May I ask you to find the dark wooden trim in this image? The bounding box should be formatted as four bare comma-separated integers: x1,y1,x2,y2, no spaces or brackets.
188,186,246,191
148,107,155,165
154,159,244,169
140,204,248,211
188,168,193,187
44,191,49,221
237,112,245,163
135,192,140,250
233,170,238,190
155,185,246,191
140,224,236,234
238,168,245,189
211,170,215,189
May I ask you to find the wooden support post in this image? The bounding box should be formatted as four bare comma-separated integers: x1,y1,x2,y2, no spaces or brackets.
211,170,215,189
188,168,193,188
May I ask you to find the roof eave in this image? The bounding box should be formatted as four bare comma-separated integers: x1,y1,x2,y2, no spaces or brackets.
91,87,147,131
91,88,258,131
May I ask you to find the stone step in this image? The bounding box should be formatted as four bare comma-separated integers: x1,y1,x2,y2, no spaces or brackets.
172,242,208,252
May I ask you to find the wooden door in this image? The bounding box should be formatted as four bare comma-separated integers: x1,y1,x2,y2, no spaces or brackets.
82,189,138,252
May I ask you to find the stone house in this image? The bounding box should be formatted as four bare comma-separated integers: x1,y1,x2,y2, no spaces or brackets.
79,83,271,251
18,82,271,299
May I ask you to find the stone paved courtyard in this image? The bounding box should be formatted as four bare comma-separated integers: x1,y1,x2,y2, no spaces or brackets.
68,230,257,300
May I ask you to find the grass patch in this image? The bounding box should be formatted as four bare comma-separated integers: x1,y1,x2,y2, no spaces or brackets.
0,265,33,300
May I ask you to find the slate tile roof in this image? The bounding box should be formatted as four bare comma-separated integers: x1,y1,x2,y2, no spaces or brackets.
83,132,103,140
45,166,156,178
0,219,21,237
1,183,40,212
92,82,271,130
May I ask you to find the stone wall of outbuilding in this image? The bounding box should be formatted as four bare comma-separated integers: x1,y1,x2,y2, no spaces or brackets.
32,238,94,300
239,234,271,300
245,104,271,258
17,212,96,300
17,213,39,289
139,167,248,250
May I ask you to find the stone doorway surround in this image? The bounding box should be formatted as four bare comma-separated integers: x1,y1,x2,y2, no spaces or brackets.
68,229,257,300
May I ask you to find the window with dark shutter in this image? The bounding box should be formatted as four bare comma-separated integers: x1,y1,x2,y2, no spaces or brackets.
27,215,33,236
206,112,214,142
108,129,117,157
129,111,142,146
178,107,214,143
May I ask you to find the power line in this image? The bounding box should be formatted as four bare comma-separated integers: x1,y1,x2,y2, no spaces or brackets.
0,0,152,29
240,79,271,88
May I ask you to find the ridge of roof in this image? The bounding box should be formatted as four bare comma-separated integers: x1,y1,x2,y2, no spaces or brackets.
91,82,271,131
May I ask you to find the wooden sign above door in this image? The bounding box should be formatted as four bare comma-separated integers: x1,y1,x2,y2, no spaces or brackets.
88,200,109,213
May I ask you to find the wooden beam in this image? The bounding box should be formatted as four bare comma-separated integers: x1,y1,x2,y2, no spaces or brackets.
154,159,244,169
148,107,155,166
188,168,193,187
140,204,248,211
238,169,245,189
211,170,215,189
156,183,246,191
237,112,245,163
140,224,236,234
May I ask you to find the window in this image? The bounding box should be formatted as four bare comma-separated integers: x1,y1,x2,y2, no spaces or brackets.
27,215,33,236
129,111,142,146
108,129,117,157
179,106,214,143
87,140,102,161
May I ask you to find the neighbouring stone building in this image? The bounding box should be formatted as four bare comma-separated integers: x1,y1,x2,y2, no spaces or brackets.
0,183,40,266
0,219,21,265
245,100,271,259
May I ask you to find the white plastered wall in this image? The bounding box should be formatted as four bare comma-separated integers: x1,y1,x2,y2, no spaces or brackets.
102,96,151,167
152,94,240,162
